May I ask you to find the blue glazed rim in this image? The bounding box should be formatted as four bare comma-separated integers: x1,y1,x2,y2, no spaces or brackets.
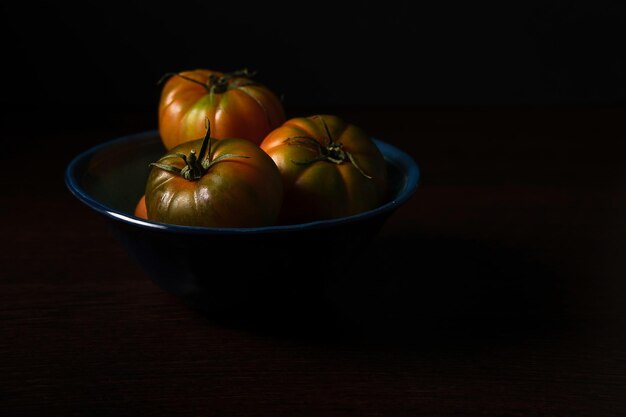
65,130,420,235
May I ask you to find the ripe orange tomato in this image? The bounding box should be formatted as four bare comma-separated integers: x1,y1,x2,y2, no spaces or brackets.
145,123,283,228
158,69,285,149
134,195,147,219
260,114,388,224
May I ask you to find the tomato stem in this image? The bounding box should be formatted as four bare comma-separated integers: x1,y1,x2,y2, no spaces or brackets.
197,119,211,162
158,69,258,95
285,116,373,179
150,119,250,181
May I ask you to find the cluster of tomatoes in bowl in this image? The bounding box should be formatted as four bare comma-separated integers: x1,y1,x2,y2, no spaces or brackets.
134,68,389,228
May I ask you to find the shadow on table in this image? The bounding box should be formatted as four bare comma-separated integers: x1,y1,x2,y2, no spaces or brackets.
197,235,569,349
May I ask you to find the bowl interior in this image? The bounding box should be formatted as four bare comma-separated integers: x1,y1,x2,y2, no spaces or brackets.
68,132,161,216
66,130,420,232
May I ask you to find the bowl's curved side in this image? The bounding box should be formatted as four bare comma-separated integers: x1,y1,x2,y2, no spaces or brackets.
108,208,391,313
373,138,420,210
64,130,421,312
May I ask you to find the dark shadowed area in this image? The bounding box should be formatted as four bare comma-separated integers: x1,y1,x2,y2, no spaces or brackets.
2,1,625,114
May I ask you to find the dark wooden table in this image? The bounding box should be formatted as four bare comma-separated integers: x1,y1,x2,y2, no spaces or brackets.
3,106,626,416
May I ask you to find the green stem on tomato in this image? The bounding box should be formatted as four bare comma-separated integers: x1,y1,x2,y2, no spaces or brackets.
157,69,258,94
150,119,249,181
285,116,373,179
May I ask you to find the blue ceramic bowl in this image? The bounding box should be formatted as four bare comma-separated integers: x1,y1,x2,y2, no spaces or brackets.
65,130,420,315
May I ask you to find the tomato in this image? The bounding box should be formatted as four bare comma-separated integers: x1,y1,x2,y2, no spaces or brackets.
145,123,283,228
158,69,286,150
134,194,148,219
259,114,388,224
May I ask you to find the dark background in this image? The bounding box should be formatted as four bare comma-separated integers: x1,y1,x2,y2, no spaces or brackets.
2,1,626,117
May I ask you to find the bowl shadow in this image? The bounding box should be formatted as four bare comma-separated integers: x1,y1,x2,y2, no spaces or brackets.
190,234,568,348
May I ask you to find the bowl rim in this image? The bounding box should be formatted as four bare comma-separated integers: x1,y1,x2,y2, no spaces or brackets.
65,130,420,235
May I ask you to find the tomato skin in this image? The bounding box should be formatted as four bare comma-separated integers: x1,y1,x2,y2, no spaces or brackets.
260,115,388,224
158,69,286,150
145,137,283,228
134,195,148,219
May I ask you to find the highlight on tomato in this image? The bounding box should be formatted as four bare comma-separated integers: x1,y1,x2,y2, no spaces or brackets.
145,121,283,228
259,114,388,224
158,68,286,150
